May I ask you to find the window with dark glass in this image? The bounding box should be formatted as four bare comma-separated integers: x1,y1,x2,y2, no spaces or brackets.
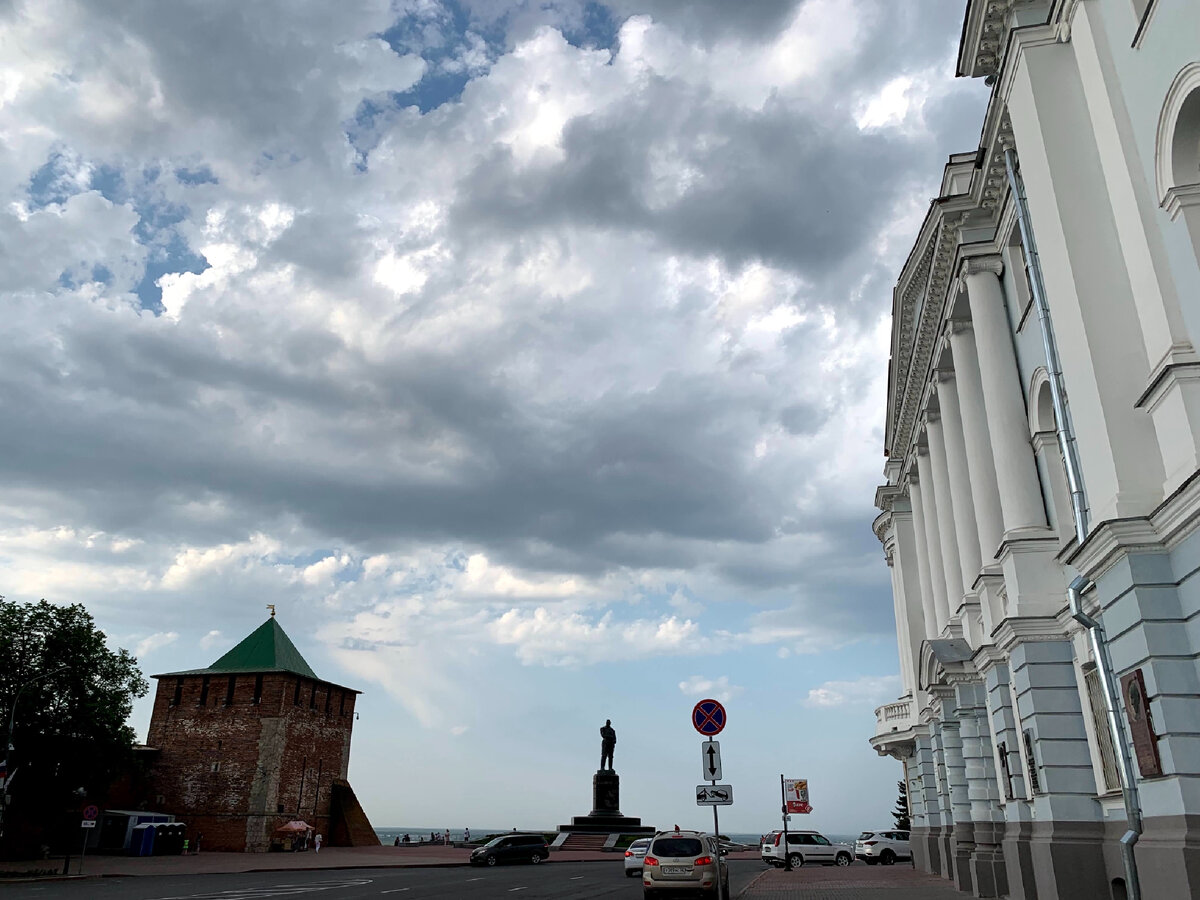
253,674,263,705
171,677,183,706
339,691,346,716
293,678,302,706
225,676,236,706
309,683,317,709
198,675,210,706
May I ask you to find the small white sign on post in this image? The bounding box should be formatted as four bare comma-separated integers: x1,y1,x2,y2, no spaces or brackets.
696,784,733,806
80,820,97,829
701,740,722,781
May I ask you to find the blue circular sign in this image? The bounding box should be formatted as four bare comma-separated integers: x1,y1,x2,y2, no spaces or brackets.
692,698,726,736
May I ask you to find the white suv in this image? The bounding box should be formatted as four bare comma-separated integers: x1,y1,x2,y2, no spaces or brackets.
855,830,911,865
760,830,853,868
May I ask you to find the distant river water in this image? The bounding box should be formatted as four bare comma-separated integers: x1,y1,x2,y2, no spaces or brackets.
375,827,858,846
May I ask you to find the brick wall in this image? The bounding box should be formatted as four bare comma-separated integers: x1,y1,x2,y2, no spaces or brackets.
145,671,359,851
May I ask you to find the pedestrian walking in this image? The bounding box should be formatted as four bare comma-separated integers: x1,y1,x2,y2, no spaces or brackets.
464,827,470,842
314,832,323,853
444,828,450,845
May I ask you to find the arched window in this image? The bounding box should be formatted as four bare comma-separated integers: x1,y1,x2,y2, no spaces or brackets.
1157,64,1200,266
1028,370,1074,547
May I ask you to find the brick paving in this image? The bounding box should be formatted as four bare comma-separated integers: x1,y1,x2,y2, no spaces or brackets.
739,864,972,899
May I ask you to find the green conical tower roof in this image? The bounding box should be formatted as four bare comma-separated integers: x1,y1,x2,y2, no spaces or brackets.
207,617,318,679
155,616,320,680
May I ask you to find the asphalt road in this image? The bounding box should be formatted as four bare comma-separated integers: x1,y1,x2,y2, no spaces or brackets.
3,859,765,900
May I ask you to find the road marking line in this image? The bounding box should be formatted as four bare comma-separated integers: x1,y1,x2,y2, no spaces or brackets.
464,877,483,882
570,875,583,880
380,890,410,894
508,888,527,892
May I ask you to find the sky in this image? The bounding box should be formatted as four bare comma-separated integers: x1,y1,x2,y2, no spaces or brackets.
0,0,988,835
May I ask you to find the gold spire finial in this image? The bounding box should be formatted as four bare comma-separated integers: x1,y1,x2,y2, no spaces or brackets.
267,604,276,618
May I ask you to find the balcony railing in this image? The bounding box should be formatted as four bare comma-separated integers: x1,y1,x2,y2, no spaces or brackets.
872,697,916,738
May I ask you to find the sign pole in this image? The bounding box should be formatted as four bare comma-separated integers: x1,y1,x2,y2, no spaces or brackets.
780,775,792,872
711,785,724,900
79,826,87,875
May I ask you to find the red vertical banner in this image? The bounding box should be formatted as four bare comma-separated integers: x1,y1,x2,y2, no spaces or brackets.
783,778,811,814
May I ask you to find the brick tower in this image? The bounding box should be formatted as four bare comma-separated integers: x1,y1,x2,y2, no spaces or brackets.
145,614,378,851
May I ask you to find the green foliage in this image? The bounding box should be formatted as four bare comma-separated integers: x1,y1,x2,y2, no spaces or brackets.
891,779,910,831
0,598,148,846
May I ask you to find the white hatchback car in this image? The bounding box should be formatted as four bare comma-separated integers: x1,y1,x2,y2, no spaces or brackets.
624,837,652,876
760,830,854,868
855,829,911,865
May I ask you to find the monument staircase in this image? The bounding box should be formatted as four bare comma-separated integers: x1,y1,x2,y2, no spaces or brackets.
559,832,609,851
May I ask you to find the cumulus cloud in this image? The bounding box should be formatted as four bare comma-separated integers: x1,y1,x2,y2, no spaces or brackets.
135,630,179,659
801,674,903,709
0,0,985,704
678,675,742,703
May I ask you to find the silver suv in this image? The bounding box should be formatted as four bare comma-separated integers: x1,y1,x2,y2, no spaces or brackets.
642,829,728,898
761,830,853,868
855,829,911,865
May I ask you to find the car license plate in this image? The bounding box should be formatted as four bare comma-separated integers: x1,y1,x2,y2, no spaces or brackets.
662,865,690,875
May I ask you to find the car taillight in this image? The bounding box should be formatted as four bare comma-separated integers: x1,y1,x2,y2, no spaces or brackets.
644,856,659,867
864,841,877,846
695,856,713,866
774,834,782,846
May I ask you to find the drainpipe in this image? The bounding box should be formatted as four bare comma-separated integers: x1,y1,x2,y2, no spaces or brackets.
1003,147,1142,900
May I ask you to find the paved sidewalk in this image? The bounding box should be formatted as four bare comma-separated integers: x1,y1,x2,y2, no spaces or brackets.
739,865,973,899
2,845,763,881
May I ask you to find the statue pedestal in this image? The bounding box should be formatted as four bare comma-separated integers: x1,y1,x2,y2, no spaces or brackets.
558,770,654,836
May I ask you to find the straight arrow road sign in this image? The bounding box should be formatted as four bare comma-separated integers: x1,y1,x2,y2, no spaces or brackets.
701,740,722,781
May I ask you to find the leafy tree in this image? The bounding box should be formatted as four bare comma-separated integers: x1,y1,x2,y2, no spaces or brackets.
0,598,148,855
891,779,910,831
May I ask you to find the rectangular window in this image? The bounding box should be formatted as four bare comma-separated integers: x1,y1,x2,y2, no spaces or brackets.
253,674,263,705
225,676,236,706
1084,666,1121,792
309,683,317,709
293,678,302,706
339,691,346,716
171,677,183,706
198,676,210,706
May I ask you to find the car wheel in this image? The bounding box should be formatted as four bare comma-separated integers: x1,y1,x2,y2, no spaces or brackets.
836,853,852,867
881,849,895,866
530,853,543,865
788,852,804,868
486,855,498,866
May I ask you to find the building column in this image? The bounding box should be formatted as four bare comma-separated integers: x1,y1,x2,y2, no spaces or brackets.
1009,639,1109,900
960,258,1046,534
939,704,975,895
936,369,984,613
916,450,951,635
913,730,942,876
930,720,954,880
890,502,930,692
908,475,942,641
946,318,1004,562
985,663,1038,900
956,681,1007,898
925,412,965,629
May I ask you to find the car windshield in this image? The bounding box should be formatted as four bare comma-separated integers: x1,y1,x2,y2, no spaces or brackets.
482,837,506,848
631,840,651,849
859,832,875,840
653,838,704,857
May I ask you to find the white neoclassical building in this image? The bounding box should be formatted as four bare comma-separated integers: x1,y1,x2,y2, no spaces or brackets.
871,2,1200,899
